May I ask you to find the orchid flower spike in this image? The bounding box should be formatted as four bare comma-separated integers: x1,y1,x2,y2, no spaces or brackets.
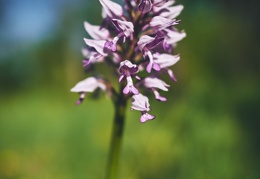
72,0,185,123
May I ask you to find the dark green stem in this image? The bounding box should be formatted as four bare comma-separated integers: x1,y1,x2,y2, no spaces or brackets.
106,90,127,179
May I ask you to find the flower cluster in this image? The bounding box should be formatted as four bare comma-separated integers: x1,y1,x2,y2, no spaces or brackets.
71,0,186,123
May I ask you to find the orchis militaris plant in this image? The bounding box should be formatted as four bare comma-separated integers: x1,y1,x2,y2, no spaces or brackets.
71,0,185,178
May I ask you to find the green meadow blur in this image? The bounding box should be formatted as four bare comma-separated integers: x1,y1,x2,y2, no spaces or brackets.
0,0,259,178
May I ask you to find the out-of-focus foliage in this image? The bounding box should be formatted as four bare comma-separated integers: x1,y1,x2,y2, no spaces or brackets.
0,0,259,178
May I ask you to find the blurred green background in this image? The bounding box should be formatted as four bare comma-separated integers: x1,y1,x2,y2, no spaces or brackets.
0,0,259,178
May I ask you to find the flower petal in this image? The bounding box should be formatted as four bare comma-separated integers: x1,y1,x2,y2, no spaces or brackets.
144,77,170,91
140,112,155,123
131,94,150,111
99,0,123,18
150,16,179,31
153,53,180,68
84,21,110,40
71,77,106,92
84,38,107,56
138,0,152,14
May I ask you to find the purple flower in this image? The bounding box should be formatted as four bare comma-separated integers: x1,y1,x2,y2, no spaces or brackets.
82,48,104,66
153,0,174,12
144,77,170,101
84,38,108,56
164,29,186,45
119,60,139,95
137,35,164,73
104,19,134,52
153,53,180,81
158,5,184,19
84,21,110,40
131,93,155,123
149,16,180,31
138,0,152,14
99,0,123,18
71,77,106,105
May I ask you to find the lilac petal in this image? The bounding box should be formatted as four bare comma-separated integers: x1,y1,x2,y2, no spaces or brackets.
146,62,153,73
104,41,117,52
131,85,139,95
84,21,110,40
135,75,141,80
138,0,152,14
112,19,134,37
153,0,174,12
123,85,130,94
150,16,180,31
159,5,184,19
144,77,170,91
123,84,138,94
153,53,180,68
137,35,155,51
153,63,161,71
167,68,177,81
71,77,106,92
145,35,165,50
119,60,139,75
124,76,139,94
99,0,123,18
140,112,155,123
119,75,124,82
83,38,107,56
164,29,186,44
153,90,167,101
155,95,167,101
131,94,150,111
82,59,90,67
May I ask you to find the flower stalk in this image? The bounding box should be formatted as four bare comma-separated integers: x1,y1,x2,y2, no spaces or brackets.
106,84,127,179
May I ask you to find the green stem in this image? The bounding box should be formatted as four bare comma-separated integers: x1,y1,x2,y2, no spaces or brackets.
106,91,127,179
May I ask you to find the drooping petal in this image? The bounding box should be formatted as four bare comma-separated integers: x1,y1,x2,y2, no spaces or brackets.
131,94,150,111
84,38,107,56
153,53,180,68
112,19,134,37
140,112,155,123
149,16,180,31
159,5,184,19
153,0,174,12
167,68,177,81
145,51,161,73
99,0,123,18
153,89,167,101
144,77,170,91
137,35,155,51
84,21,110,40
70,77,106,92
164,29,186,44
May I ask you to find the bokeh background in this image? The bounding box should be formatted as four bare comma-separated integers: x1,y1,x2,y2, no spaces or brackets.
0,0,259,178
